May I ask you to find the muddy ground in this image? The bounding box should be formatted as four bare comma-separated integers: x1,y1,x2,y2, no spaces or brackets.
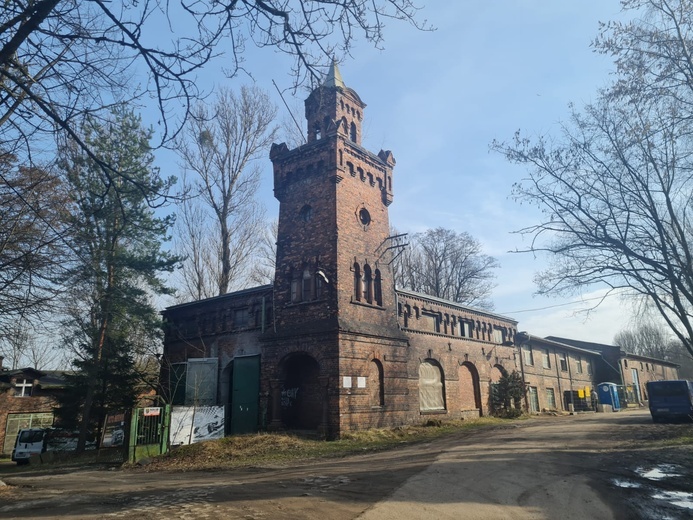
0,409,691,519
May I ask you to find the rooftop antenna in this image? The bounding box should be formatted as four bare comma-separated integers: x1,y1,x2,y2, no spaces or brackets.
272,79,306,145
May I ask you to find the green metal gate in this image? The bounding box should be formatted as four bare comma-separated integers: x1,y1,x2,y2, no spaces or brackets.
128,405,170,463
230,355,260,434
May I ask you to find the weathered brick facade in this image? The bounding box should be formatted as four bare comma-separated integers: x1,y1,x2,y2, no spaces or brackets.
161,63,680,437
162,63,520,437
546,337,680,406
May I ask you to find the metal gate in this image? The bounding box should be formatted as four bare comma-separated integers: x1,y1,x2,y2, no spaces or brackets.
128,405,170,463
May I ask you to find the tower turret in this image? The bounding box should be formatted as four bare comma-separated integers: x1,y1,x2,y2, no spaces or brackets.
269,61,400,338
305,60,365,145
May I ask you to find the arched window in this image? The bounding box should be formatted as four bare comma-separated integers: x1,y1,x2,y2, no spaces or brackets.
419,360,446,411
369,359,385,407
314,271,323,299
291,269,301,303
314,124,321,140
323,115,331,135
374,269,382,306
363,264,373,304
353,263,361,301
302,268,313,301
350,121,357,142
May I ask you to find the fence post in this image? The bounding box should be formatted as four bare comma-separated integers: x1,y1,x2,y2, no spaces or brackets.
128,409,140,463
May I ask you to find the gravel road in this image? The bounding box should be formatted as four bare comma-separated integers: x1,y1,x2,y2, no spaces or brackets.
1,409,691,520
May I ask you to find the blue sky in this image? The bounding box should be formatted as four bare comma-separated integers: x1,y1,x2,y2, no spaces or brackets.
155,1,638,345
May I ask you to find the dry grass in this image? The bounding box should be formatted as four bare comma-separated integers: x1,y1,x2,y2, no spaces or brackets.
139,417,507,472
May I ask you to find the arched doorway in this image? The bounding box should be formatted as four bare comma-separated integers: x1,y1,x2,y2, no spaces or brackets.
369,359,384,407
419,359,446,412
458,362,482,415
278,353,321,430
489,364,509,412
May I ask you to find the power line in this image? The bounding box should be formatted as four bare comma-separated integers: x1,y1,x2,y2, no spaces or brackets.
500,294,614,315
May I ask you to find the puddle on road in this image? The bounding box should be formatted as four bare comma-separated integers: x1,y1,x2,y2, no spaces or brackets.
611,479,642,489
652,490,693,510
635,464,683,480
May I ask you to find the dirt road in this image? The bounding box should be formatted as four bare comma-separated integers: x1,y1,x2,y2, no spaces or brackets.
1,409,692,520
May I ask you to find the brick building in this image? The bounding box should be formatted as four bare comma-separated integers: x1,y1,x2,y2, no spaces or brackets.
162,63,520,437
0,356,67,455
514,335,604,413
546,337,680,406
161,63,680,436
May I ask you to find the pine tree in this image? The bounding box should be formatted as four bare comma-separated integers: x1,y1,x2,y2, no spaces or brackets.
56,107,178,450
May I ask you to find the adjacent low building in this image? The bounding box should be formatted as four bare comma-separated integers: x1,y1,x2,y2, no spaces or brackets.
546,337,680,405
0,356,67,456
514,334,602,413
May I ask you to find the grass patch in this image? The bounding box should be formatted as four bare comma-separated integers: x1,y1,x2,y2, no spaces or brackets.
659,434,693,447
139,417,508,472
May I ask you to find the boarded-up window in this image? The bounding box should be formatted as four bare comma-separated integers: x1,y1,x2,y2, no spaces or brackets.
419,360,445,411
186,358,218,405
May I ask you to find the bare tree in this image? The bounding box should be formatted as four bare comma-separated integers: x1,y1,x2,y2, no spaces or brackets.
0,154,67,342
393,227,499,309
493,0,693,358
614,322,673,360
615,319,693,377
249,219,279,286
1,0,427,174
0,320,50,370
1,1,427,330
174,86,277,300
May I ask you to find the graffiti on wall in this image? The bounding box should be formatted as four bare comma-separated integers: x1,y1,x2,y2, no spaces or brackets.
281,387,299,408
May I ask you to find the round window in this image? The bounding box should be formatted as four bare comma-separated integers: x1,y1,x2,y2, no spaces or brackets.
358,208,371,226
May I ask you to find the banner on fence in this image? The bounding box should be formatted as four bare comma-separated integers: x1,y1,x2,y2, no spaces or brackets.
170,406,225,446
101,411,127,448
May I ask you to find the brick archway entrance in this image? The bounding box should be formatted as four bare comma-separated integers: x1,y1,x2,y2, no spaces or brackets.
459,362,482,416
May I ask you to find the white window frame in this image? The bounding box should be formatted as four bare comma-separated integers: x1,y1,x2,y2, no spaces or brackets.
542,349,551,369
14,378,33,397
524,346,534,366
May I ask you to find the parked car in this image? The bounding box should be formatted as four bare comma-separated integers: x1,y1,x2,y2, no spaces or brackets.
646,380,693,423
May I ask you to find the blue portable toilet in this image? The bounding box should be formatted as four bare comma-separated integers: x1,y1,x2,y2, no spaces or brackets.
597,382,621,411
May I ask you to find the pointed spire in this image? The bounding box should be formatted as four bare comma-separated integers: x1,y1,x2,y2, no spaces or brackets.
323,59,345,88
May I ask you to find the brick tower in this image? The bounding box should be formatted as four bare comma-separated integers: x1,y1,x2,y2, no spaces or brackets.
266,62,408,436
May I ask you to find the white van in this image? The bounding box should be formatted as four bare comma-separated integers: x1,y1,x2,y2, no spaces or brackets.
11,428,97,464
11,428,46,465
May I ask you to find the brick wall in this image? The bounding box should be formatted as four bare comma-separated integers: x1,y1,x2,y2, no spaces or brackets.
0,370,59,454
